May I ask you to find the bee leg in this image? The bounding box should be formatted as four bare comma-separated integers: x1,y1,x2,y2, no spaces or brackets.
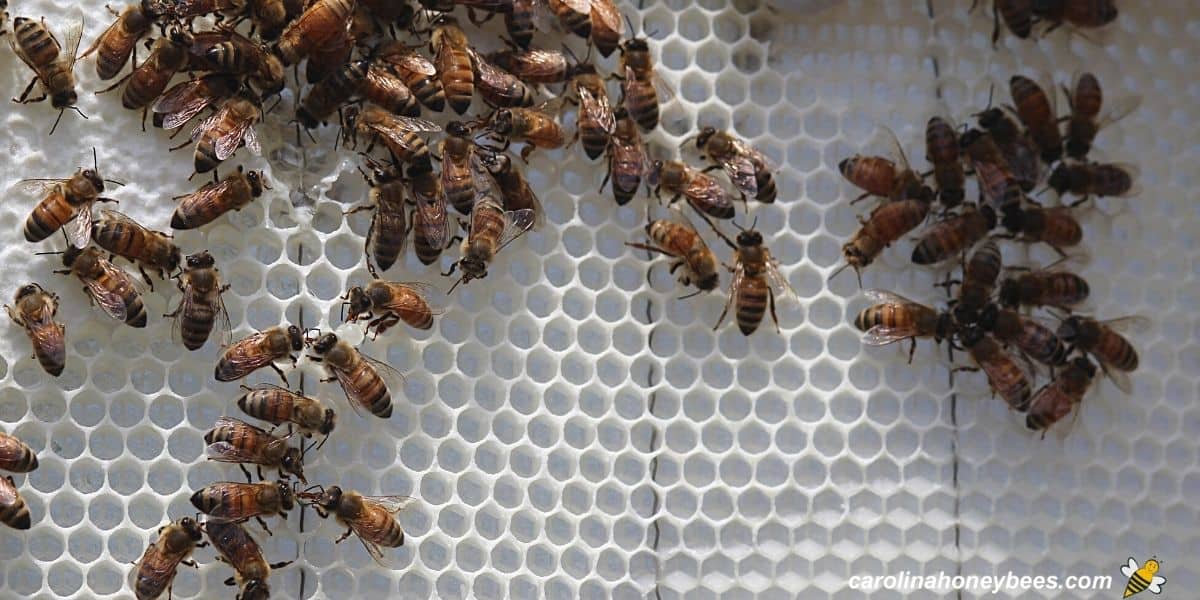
952,366,980,373
257,466,265,481
769,286,781,334
13,77,45,104
713,293,735,331
519,145,534,163
95,73,132,95
336,526,354,543
168,138,191,152
223,576,236,587
907,338,917,364
139,267,155,290
270,364,289,385
848,192,872,205
269,560,294,570
239,464,253,482
182,559,198,568
256,516,273,536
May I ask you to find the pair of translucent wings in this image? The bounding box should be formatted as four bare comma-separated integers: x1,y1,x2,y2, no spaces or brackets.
857,289,938,346
191,98,262,161
206,416,291,465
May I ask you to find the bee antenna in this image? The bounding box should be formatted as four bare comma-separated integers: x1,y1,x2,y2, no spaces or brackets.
92,147,99,172
691,205,738,250
677,289,704,300
34,251,65,256
826,262,854,285
624,13,636,38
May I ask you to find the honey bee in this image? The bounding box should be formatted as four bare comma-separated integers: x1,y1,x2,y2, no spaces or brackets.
11,15,85,134
377,41,445,112
999,205,1081,255
829,197,931,286
238,384,336,441
958,324,1033,410
992,0,1032,42
440,120,478,215
21,158,109,249
489,47,579,84
505,0,537,49
589,0,624,57
344,280,438,337
206,520,292,600
925,116,965,208
626,209,720,295
53,246,148,328
190,480,295,533
839,129,929,204
959,128,1023,209
350,161,407,276
166,250,231,351
477,149,544,228
274,0,355,66
215,325,304,383
171,165,268,230
103,29,193,129
431,16,474,115
619,36,673,132
911,204,996,266
409,166,452,265
188,93,262,177
205,416,307,483
153,73,241,131
348,106,441,173
695,127,777,204
468,46,534,108
998,268,1090,311
703,219,796,335
303,24,352,84
360,56,421,118
0,475,31,530
975,105,1041,193
306,332,400,419
1025,356,1095,434
82,2,157,80
854,289,955,361
299,486,411,565
191,27,285,96
296,59,363,128
1009,75,1062,164
571,65,615,161
951,239,1002,320
1062,73,1138,160
650,159,736,220
0,432,38,473
131,517,204,600
602,108,648,206
1047,162,1138,202
976,303,1069,368
1057,315,1145,394
1032,0,1118,33
549,0,591,38
445,178,536,289
5,284,66,377
485,102,568,162
92,209,182,287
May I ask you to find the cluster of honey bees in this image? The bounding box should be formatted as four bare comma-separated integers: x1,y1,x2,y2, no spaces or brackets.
837,71,1143,434
988,0,1119,44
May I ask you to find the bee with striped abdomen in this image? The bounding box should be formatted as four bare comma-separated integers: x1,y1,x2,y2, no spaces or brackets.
958,324,1033,411
975,104,1041,193
204,416,306,483
348,106,441,174
165,251,231,351
100,28,193,130
349,160,408,277
188,93,262,178
925,116,965,209
618,34,673,132
297,58,368,129
0,475,31,530
694,127,777,204
626,209,720,296
484,101,567,162
976,303,1069,368
1062,72,1139,160
299,486,412,566
589,0,624,57
6,283,66,377
999,205,1082,256
92,209,181,288
377,40,445,112
1056,315,1145,394
306,332,400,419
11,15,85,133
468,46,534,109
959,128,1022,209
572,64,616,161
190,480,295,534
440,120,479,215
171,166,268,230
1047,162,1138,203
1025,356,1096,434
911,204,996,266
650,159,737,220
602,108,648,206
22,151,113,249
238,384,336,442
206,520,292,600
190,26,285,96
410,167,453,265
274,0,355,66
53,246,147,328
1009,75,1061,164
998,267,1090,311
829,197,930,286
950,239,1002,321
131,516,204,600
477,148,544,228
152,73,240,131
344,280,438,337
431,16,474,115
854,289,954,362
702,218,796,336
445,174,536,289
215,325,304,384
82,2,157,80
1033,0,1118,34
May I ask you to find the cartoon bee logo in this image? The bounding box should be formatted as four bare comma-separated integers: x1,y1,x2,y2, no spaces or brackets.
1121,557,1165,597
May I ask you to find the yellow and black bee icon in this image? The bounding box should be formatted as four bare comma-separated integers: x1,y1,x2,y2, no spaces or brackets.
1121,557,1166,597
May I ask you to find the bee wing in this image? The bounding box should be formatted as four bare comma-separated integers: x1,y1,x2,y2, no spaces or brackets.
219,332,275,375
154,78,219,129
1097,95,1141,130
720,153,759,198
82,261,133,323
29,322,67,367
191,109,223,143
1147,577,1165,592
496,209,537,254
870,125,913,172
361,495,416,515
862,325,922,346
733,138,775,173
684,171,735,215
467,47,513,88
366,63,415,101
242,124,261,157
366,115,441,154
80,16,120,59
63,17,85,70
763,252,797,303
1101,365,1133,395
96,208,147,231
578,87,616,134
370,191,409,255
16,179,68,195
0,476,17,505
1120,558,1138,577
862,289,922,307
206,441,269,464
386,50,437,77
590,0,624,34
380,282,444,318
1097,315,1151,334
412,180,450,249
331,352,406,419
65,204,94,249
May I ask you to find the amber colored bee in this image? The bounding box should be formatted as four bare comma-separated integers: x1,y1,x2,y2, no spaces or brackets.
477,149,544,228
410,167,452,265
172,166,268,230
238,384,336,440
299,486,411,565
468,47,534,109
626,211,720,295
153,73,241,131
829,198,930,286
1047,162,1137,201
350,162,408,276
992,0,1033,42
486,103,568,162
619,36,672,132
695,127,777,204
549,0,591,38
602,109,648,206
166,251,231,351
952,239,1002,319
911,204,996,266
489,47,579,85
0,475,30,530
431,17,475,115
344,280,438,337
440,120,477,215
650,160,736,220
1025,356,1096,433
205,416,307,483
53,247,148,328
190,480,295,532
1032,0,1117,32
0,432,38,473
959,324,1032,410
446,181,536,289
22,158,109,248
571,66,615,161
297,58,367,129
854,289,954,361
11,16,84,133
1000,205,1081,254
190,28,285,96
505,0,536,49
92,209,182,287
925,116,965,208
206,520,292,600
377,41,446,112
360,57,421,118
189,94,262,176
975,107,1040,193
349,106,441,173
215,325,304,383
306,332,398,419
82,2,157,80
1057,315,1145,394
998,268,1090,311
274,0,355,66
304,24,352,84
105,29,193,128
589,0,624,57
704,220,796,336
249,0,290,40
5,283,66,377
978,303,1069,368
1009,75,1062,164
132,517,204,600
839,129,929,204
959,128,1023,208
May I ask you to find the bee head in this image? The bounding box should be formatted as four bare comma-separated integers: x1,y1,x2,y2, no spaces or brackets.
168,27,193,47
1046,165,1070,194
1000,204,1025,233
646,160,665,188
622,37,649,53
15,283,41,301
695,126,716,149
277,480,295,510
735,230,762,248
1056,316,1083,343
958,128,985,150
50,89,77,110
186,251,215,270
345,286,372,320
81,168,105,192
179,516,203,541
138,0,160,19
696,272,719,292
286,325,305,351
492,109,514,135
318,485,344,510
320,409,337,436
958,324,986,347
281,449,306,484
240,580,271,600
246,170,266,197
975,108,1004,131
1071,356,1097,378
459,257,488,281
60,246,84,268
974,303,999,330
997,278,1020,308
446,120,470,137
310,332,338,354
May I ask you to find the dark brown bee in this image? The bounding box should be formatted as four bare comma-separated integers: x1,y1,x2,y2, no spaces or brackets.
1025,356,1096,434
959,128,1023,208
485,103,567,162
911,204,996,266
440,120,477,215
92,209,182,287
81,2,157,80
468,46,534,109
377,41,445,112
214,325,304,383
104,29,193,128
360,0,417,32
977,303,1069,368
344,280,438,337
695,127,777,204
0,475,31,530
274,0,355,66
205,416,306,483
360,57,421,118
572,66,615,161
549,0,591,38
306,332,398,419
248,0,291,40
1057,315,1145,393
297,58,367,129
602,109,648,206
0,432,38,473
11,16,84,134
999,268,1090,311
21,162,108,249
993,0,1033,42
1009,75,1062,164
5,283,66,377
854,289,954,362
299,486,411,565
348,106,441,173
489,47,579,84
153,73,240,131
409,166,452,265
172,166,268,230
589,0,624,57
925,116,965,208
1032,0,1118,32
829,198,930,286
190,28,285,96
144,0,243,20
1062,72,1140,160
206,520,292,600
132,517,203,600
650,159,736,220
431,17,474,115
166,251,231,351
626,210,720,295
952,239,1002,319
704,219,796,335
350,162,408,276
959,324,1033,410
446,180,536,289
189,93,262,176
477,149,544,228
839,129,929,204
190,480,295,533
237,384,336,440
53,247,148,328
303,24,352,84
506,0,537,49
1000,205,1082,254
619,36,673,131
975,107,1041,193
1047,162,1138,201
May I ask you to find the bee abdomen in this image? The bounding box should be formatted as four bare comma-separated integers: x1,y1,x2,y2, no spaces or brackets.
34,340,65,377
410,77,446,112
755,172,778,203
15,19,56,62
580,126,609,161
735,277,769,335
124,294,148,328
181,307,216,351
24,202,70,242
352,369,392,418
442,53,474,115
626,82,659,131
1099,331,1138,371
